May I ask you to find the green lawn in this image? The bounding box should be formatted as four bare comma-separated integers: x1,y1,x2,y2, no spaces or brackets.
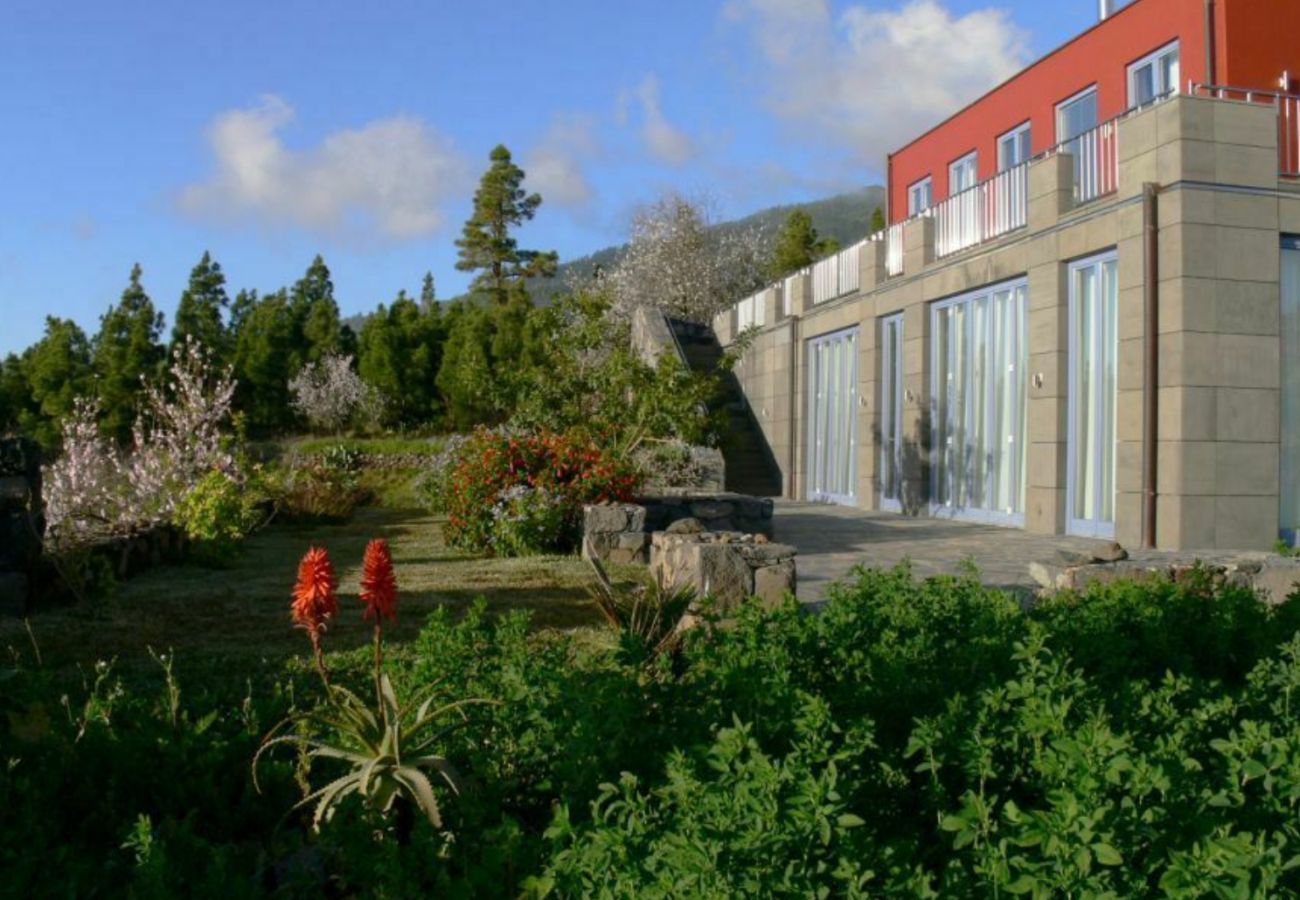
2,507,614,685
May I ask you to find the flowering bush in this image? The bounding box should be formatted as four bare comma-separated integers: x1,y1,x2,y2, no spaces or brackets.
288,353,383,433
430,428,641,555
44,338,237,549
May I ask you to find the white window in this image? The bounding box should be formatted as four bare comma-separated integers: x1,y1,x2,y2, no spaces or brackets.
1128,41,1180,107
997,122,1032,170
949,152,978,195
908,177,933,216
1056,86,1099,145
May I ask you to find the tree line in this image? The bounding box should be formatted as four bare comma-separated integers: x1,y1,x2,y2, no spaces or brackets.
0,145,558,447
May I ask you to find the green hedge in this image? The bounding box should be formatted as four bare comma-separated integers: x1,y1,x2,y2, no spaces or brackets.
5,567,1300,896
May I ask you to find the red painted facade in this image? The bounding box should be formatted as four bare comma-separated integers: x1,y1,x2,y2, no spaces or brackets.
887,0,1300,223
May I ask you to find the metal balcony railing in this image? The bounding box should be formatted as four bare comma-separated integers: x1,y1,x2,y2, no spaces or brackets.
1192,83,1300,176
811,239,864,304
934,162,1030,259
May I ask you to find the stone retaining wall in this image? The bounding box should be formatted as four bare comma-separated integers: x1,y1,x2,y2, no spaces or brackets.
650,530,797,616
0,438,43,616
1029,548,1300,605
583,493,775,564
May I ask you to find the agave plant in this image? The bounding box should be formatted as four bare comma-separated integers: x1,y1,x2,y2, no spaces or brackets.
254,673,477,829
586,545,697,663
254,540,489,832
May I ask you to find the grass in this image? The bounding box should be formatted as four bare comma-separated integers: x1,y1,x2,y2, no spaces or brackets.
282,435,450,457
1,507,621,687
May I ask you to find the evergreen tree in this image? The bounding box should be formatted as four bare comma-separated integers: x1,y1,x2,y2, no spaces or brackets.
228,288,259,341
0,354,33,436
436,302,496,428
291,255,343,368
454,145,558,306
870,206,887,233
173,251,229,359
419,272,437,310
358,288,446,427
22,316,93,448
232,290,296,433
93,263,165,443
768,210,839,280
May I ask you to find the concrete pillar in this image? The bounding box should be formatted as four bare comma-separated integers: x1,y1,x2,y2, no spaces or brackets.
903,216,935,275
1027,154,1073,231
786,271,813,318
859,239,888,292
762,286,781,325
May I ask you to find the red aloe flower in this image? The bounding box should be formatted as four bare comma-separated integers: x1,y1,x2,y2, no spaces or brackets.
360,538,398,623
292,546,339,641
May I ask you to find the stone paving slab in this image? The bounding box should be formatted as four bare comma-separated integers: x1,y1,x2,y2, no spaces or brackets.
773,501,1111,601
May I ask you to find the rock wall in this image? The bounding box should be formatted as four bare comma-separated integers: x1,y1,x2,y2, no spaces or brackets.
0,438,44,616
583,494,775,564
650,531,797,618
1029,548,1300,606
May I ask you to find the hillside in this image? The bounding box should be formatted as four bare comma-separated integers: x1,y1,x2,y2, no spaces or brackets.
343,185,886,330
531,185,886,304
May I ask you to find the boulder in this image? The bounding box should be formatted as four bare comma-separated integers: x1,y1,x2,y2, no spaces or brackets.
753,560,796,607
666,517,705,535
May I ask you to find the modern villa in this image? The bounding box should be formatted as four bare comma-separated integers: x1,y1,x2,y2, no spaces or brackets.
715,0,1300,551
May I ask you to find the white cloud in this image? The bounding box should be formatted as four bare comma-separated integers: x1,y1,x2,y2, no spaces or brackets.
177,95,469,241
525,113,600,210
631,75,699,166
726,0,1031,166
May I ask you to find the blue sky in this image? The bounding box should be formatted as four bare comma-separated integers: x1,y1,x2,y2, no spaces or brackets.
0,0,1101,355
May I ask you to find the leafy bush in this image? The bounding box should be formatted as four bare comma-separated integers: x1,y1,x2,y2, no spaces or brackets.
272,451,370,522
428,428,641,555
10,566,1300,897
174,469,263,563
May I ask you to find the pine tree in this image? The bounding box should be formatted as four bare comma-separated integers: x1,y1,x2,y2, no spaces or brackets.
870,206,887,233
93,263,165,443
22,317,93,448
291,255,343,367
232,290,296,433
0,354,33,436
420,272,437,310
768,210,839,280
455,145,558,306
173,251,229,359
436,302,496,428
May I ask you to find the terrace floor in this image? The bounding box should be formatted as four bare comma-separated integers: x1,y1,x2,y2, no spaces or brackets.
773,501,1109,601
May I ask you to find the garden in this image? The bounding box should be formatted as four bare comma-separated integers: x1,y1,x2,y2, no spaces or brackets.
5,163,1300,898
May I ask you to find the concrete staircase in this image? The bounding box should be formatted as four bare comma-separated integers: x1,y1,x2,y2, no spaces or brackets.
667,318,784,498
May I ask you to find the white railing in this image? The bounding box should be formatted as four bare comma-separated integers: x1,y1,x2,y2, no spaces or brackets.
1056,118,1120,204
735,288,766,331
884,222,905,276
812,239,865,304
934,162,1030,259
781,269,805,316
1193,83,1300,176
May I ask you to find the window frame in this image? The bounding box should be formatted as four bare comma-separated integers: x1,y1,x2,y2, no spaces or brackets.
948,151,979,196
1127,39,1181,108
907,176,933,217
1055,85,1099,145
997,121,1032,171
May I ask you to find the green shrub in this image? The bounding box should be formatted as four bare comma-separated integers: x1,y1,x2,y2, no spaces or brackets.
174,469,262,563
272,454,370,522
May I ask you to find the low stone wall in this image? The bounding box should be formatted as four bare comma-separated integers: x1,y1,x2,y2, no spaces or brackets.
1029,548,1300,605
0,438,44,616
651,530,797,616
583,493,775,564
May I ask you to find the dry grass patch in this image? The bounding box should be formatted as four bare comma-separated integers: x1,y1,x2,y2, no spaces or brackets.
2,507,618,684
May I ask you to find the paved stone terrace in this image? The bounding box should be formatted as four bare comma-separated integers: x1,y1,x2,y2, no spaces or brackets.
773,501,1110,601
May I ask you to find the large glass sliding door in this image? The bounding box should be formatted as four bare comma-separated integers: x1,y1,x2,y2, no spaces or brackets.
1282,239,1300,545
931,279,1027,525
1067,252,1118,538
880,314,905,511
807,327,859,505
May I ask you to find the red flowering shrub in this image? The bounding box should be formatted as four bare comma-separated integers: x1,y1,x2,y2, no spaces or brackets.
431,428,642,555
